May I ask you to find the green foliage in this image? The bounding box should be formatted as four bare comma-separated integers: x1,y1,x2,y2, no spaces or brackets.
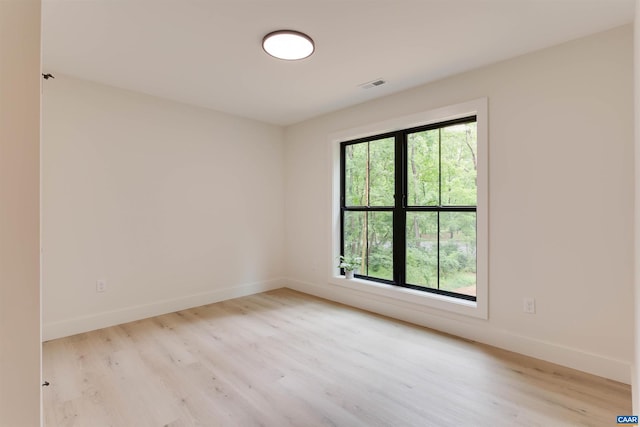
343,121,477,294
345,137,394,207
406,246,437,286
337,255,361,271
407,123,477,207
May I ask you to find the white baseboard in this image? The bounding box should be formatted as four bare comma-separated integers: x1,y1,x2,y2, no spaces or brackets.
42,278,284,341
284,277,631,385
43,276,631,384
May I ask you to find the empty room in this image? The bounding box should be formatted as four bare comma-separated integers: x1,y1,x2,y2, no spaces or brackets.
3,0,640,426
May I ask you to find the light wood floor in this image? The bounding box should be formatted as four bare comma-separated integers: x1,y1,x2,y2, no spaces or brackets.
43,289,631,427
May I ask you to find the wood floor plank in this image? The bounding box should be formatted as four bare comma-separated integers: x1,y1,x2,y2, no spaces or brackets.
42,289,631,426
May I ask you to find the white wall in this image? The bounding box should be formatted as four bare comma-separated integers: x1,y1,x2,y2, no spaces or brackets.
633,0,639,412
0,0,42,425
42,76,285,340
284,25,634,383
40,23,634,389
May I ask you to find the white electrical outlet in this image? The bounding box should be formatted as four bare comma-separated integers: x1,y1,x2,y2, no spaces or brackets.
523,297,536,314
96,279,107,293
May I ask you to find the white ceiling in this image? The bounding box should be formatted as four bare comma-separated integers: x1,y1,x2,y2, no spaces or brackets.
42,0,635,126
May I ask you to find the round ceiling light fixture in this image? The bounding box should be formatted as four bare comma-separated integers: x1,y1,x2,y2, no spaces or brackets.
262,30,315,60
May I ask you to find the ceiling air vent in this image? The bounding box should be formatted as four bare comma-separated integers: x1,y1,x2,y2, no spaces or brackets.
359,78,386,89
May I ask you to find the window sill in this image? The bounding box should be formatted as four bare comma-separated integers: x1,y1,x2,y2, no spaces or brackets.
329,275,487,319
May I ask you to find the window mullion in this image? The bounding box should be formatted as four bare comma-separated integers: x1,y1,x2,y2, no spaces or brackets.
437,128,442,290
394,132,405,286
339,112,479,303
340,143,346,270
437,211,440,291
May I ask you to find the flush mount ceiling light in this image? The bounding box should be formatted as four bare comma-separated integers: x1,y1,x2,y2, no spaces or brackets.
262,30,314,60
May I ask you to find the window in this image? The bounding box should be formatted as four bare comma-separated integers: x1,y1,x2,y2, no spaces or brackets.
340,117,479,301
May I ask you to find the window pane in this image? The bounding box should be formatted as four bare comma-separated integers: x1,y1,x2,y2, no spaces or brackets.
406,212,438,288
441,122,477,206
344,211,393,280
343,211,365,274
367,211,393,280
439,212,476,296
341,115,479,303
368,137,395,207
407,129,439,206
345,143,368,206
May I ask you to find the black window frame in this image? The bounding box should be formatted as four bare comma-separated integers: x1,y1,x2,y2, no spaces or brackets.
340,116,477,302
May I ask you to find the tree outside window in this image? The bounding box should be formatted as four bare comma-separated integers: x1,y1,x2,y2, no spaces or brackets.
341,117,477,301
